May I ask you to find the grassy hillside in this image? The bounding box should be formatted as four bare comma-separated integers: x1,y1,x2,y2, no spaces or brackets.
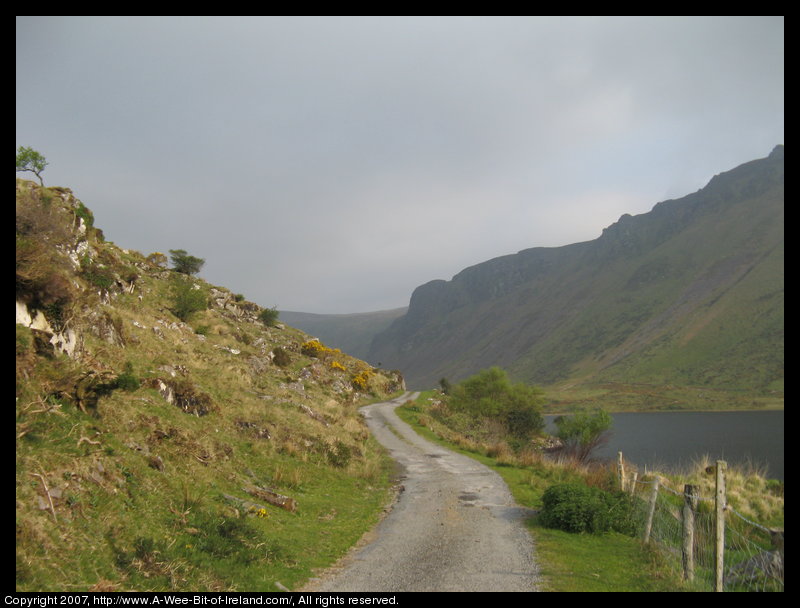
15,179,405,591
369,147,784,410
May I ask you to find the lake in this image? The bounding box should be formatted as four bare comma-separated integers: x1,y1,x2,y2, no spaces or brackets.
545,410,784,481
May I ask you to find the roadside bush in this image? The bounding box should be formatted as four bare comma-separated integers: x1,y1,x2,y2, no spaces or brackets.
538,482,640,535
450,367,545,443
553,408,613,464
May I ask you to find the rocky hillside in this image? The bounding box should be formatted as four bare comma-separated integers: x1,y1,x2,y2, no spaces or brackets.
15,179,405,591
369,146,784,410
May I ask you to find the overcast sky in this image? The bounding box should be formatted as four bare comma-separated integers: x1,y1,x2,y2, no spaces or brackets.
16,16,784,314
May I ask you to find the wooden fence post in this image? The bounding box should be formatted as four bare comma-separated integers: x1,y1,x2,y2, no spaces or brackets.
714,460,727,592
617,451,625,492
642,477,660,544
682,484,698,582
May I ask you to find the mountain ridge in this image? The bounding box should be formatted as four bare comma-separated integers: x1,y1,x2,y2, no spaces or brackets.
368,146,784,409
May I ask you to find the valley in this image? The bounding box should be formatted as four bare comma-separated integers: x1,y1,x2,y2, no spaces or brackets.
290,146,784,412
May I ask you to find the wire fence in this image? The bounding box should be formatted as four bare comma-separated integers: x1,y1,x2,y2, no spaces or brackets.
621,456,783,592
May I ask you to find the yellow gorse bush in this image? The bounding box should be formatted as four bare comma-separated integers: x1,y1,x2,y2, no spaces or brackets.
301,339,341,359
351,369,374,392
146,252,168,268
301,339,378,393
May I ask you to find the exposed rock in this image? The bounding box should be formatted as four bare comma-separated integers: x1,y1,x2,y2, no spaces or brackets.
234,419,271,440
148,377,217,417
247,353,274,375
16,300,83,359
215,345,241,355
297,403,329,426
284,380,306,395
242,484,297,512
156,364,188,378
16,301,50,331
49,328,81,358
87,311,126,347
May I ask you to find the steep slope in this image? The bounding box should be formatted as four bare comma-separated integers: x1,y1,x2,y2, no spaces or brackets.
15,179,405,591
280,308,407,361
369,146,784,408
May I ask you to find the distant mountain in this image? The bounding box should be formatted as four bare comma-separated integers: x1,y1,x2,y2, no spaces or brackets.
369,146,784,409
280,308,407,361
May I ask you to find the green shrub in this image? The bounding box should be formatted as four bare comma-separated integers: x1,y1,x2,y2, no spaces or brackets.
326,440,353,468
74,202,94,229
169,277,208,322
258,306,280,327
80,262,115,291
538,482,640,535
169,249,205,276
114,363,140,392
450,367,545,441
272,347,291,368
553,408,613,463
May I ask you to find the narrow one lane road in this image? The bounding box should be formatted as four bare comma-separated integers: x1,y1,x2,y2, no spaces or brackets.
302,393,541,592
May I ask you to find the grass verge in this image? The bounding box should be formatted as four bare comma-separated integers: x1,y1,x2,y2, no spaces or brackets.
395,392,689,592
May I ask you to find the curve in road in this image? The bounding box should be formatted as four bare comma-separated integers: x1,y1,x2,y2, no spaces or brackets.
302,392,540,592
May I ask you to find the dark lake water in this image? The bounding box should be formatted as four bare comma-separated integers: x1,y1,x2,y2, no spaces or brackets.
545,410,784,481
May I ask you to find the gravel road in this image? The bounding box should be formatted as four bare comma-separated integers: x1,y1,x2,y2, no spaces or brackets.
301,392,541,592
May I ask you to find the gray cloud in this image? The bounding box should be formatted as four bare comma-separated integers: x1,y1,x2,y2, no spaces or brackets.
17,16,783,312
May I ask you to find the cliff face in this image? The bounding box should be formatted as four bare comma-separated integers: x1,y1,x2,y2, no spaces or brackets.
369,147,784,401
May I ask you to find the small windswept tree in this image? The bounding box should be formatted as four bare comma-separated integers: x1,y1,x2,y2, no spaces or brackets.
169,249,205,275
258,306,280,327
553,408,613,464
16,146,48,186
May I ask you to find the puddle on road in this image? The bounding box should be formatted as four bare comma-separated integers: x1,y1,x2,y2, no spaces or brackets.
459,492,479,503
